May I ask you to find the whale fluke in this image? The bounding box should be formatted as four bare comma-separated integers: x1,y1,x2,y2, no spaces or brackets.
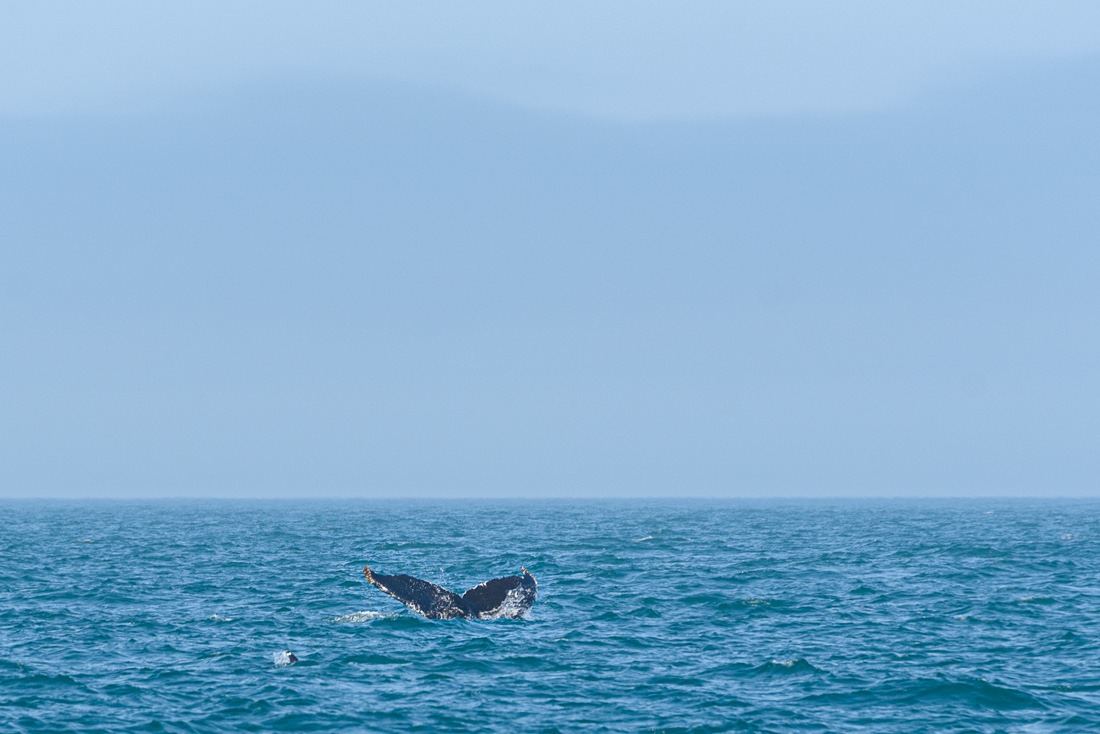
363,566,537,619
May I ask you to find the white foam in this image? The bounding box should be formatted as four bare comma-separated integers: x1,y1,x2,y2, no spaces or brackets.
633,535,654,543
331,610,390,623
209,614,233,622
273,650,298,666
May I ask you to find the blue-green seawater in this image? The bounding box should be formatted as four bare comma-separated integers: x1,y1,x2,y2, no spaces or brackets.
3,499,1100,732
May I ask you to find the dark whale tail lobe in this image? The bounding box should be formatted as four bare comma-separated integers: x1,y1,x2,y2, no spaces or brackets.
363,566,537,620
362,567,467,619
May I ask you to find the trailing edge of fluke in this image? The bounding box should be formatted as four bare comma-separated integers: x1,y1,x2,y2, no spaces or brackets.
363,566,537,619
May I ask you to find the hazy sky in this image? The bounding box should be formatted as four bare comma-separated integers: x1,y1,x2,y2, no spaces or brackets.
2,3,1099,497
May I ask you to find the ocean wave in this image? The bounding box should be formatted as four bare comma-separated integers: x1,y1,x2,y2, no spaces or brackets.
745,658,826,678
801,677,1048,712
900,678,1047,710
342,652,410,665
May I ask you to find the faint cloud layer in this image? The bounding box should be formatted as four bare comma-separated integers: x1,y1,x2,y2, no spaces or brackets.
2,2,1100,120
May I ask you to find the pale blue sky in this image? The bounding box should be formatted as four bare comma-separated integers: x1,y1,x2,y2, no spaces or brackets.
2,3,1099,497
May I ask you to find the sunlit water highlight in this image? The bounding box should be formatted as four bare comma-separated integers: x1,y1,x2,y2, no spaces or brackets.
3,499,1100,732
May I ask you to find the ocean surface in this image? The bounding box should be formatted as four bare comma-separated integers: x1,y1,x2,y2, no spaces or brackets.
3,499,1100,732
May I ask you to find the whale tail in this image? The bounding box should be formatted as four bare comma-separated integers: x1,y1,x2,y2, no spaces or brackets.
363,566,537,620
